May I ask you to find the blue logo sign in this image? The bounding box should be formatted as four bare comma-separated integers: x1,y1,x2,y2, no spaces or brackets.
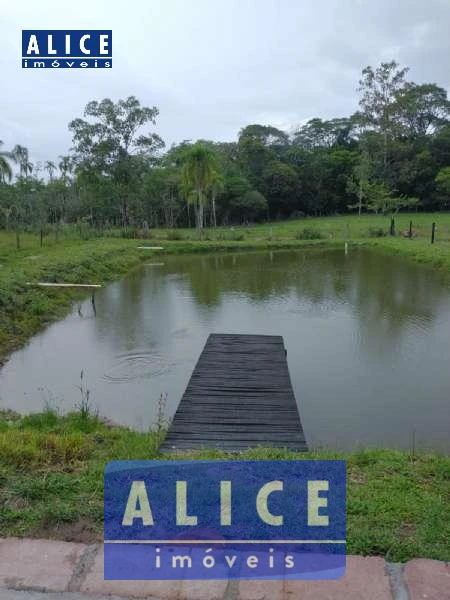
104,460,346,580
21,30,112,69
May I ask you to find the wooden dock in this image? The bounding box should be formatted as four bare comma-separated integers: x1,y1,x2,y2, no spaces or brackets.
160,334,307,452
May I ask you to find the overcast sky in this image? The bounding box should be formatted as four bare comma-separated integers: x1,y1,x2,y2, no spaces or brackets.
1,0,450,166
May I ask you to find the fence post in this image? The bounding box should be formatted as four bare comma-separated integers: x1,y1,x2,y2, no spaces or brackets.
431,222,436,244
409,220,413,239
91,291,97,316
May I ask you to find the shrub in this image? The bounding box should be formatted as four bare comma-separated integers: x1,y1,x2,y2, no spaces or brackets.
21,409,58,430
214,229,245,241
166,230,185,241
39,432,94,464
296,227,324,240
119,228,139,239
367,227,387,238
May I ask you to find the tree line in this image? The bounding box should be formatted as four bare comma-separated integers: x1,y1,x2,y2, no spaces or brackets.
1,60,450,236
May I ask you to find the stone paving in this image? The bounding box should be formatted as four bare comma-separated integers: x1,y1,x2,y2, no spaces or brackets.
0,538,448,600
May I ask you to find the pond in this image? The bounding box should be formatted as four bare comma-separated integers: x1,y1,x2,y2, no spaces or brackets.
1,248,449,452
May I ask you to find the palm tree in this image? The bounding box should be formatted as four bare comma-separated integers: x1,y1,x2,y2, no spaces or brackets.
12,145,33,178
33,161,43,179
58,155,73,182
181,143,217,232
209,170,224,228
45,160,57,181
0,140,13,183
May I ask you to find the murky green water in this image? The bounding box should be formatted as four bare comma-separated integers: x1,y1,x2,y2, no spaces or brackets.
1,248,449,451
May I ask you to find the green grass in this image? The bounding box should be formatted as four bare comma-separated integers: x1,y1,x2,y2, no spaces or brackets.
131,212,450,244
0,408,448,561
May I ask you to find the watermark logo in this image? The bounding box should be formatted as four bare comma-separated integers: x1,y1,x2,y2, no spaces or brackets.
21,30,112,69
104,460,346,580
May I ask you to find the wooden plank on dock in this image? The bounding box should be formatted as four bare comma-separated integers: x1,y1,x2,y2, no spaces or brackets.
160,333,307,453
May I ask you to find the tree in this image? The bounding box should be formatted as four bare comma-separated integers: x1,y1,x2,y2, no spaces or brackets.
237,126,280,186
181,143,217,232
431,124,450,167
0,141,13,183
234,190,268,222
347,148,370,215
357,61,409,180
44,160,57,181
140,163,181,228
393,83,450,137
260,161,301,218
218,174,252,224
2,59,450,230
293,118,355,150
238,124,289,148
58,155,73,182
69,96,164,225
2,182,26,248
208,170,224,227
358,61,409,134
365,182,418,215
435,167,450,208
12,145,33,178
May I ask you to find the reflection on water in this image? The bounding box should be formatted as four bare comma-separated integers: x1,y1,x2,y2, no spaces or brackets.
1,248,449,451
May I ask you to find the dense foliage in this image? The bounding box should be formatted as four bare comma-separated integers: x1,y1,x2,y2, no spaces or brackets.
1,61,450,234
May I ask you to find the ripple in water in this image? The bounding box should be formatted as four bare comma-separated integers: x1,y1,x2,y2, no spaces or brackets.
171,327,189,338
103,351,176,383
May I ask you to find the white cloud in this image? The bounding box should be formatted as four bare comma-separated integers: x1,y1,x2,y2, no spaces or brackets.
1,0,449,164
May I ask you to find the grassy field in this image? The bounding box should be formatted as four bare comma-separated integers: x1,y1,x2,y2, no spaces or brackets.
0,408,448,562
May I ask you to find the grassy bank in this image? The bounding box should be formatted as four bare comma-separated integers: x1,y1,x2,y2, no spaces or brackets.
0,408,448,562
0,237,146,364
1,213,450,365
